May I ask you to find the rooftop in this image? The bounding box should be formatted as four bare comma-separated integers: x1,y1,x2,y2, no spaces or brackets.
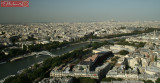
84,54,99,62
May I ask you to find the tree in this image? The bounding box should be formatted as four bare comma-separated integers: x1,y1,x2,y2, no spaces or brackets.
9,36,20,44
118,50,129,55
4,75,31,83
120,27,126,29
0,51,6,61
156,78,160,83
73,77,96,83
8,48,27,56
137,42,146,48
145,80,154,83
155,56,157,61
101,77,123,82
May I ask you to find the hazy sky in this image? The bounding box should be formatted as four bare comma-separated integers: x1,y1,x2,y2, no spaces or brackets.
0,0,160,23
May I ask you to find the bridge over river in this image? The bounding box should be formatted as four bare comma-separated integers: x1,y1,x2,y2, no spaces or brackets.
32,51,59,57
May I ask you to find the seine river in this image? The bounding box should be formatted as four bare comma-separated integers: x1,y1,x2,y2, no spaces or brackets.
0,42,89,79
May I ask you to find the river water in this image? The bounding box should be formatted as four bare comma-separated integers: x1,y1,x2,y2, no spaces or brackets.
0,42,89,79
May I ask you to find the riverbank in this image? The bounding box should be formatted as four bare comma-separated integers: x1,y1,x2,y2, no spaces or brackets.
9,52,36,62
0,62,6,65
69,41,91,46
0,75,15,83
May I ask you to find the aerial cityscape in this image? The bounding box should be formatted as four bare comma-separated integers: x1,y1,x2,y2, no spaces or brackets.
0,0,160,83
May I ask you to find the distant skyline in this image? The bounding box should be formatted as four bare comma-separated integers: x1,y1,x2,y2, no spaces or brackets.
0,0,160,23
